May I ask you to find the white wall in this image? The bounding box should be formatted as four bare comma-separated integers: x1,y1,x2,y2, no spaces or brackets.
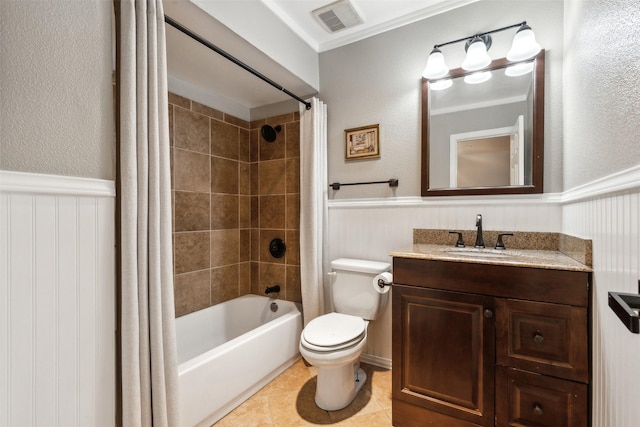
319,0,565,198
562,0,640,425
0,0,114,180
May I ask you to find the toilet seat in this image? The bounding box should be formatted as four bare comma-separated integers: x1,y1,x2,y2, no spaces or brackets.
301,313,365,352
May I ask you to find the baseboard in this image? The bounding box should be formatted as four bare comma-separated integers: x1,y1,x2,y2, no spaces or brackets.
361,353,392,370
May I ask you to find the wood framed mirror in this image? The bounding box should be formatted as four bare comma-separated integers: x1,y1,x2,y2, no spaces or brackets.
421,50,545,196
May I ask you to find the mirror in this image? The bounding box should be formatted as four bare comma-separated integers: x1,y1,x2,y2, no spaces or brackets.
421,51,545,196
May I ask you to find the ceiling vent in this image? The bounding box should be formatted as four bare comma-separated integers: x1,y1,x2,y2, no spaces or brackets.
312,0,363,33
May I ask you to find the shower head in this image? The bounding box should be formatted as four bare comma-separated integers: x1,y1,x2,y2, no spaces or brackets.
261,124,281,142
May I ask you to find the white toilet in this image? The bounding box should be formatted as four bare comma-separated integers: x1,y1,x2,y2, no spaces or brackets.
299,258,391,411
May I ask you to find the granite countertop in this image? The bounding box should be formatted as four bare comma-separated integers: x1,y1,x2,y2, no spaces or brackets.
390,244,592,272
390,229,593,272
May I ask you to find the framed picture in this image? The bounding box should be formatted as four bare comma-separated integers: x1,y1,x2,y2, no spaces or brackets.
345,124,380,160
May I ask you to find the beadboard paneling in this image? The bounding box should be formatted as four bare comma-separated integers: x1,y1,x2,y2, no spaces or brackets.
563,191,640,427
327,196,562,364
0,172,115,427
328,196,562,263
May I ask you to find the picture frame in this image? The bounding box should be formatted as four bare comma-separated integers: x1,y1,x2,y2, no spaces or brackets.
345,124,380,160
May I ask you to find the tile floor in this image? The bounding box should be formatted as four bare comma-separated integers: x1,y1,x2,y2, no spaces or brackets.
213,358,393,426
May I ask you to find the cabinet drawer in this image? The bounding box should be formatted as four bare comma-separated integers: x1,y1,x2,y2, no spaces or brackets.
496,367,588,427
496,299,589,382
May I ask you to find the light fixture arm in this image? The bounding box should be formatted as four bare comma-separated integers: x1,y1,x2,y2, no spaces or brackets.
432,21,526,50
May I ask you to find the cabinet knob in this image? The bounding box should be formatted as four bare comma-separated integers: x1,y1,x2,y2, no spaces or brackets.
532,403,544,416
533,332,544,344
483,309,494,319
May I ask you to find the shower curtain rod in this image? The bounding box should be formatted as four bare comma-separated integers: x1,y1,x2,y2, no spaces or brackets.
164,15,312,110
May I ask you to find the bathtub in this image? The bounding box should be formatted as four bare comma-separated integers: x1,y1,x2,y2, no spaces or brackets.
176,294,303,427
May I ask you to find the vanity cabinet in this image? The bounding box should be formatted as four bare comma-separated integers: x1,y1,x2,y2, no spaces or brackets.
392,257,591,427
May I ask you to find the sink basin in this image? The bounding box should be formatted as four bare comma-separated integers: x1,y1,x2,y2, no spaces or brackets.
443,248,522,259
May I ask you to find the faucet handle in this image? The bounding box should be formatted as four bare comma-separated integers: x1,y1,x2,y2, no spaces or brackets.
448,231,465,248
495,233,514,250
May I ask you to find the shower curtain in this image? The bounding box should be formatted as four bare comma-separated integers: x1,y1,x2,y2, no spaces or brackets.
115,1,179,425
299,98,328,326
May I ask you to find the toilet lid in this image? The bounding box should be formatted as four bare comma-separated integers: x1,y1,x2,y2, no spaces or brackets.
303,312,365,348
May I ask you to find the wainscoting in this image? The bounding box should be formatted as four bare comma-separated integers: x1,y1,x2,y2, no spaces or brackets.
562,166,640,426
0,171,115,427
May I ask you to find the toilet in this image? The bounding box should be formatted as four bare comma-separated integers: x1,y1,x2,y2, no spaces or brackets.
299,258,391,411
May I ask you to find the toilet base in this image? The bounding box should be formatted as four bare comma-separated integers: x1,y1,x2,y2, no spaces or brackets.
315,364,367,411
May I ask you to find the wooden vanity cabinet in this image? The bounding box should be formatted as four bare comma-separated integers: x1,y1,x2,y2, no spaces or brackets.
392,257,591,427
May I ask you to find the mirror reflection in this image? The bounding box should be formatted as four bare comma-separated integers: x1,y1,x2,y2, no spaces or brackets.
421,52,544,196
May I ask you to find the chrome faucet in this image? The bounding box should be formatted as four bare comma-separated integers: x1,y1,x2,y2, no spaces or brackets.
474,214,485,248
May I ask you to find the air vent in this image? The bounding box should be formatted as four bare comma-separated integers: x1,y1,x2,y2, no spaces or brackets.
312,0,363,33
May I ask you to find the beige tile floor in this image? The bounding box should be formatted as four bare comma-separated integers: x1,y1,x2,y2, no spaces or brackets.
213,359,393,426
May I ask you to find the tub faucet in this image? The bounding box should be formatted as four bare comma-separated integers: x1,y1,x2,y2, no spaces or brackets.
265,285,280,295
474,214,485,248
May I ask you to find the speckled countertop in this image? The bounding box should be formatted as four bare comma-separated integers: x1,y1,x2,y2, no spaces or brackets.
390,229,593,272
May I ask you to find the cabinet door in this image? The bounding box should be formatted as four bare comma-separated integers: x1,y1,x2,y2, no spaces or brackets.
393,285,495,427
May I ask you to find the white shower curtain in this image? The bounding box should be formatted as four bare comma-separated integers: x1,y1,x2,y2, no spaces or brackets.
116,1,179,426
299,98,328,326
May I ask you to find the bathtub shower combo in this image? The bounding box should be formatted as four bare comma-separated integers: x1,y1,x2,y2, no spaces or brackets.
176,294,303,426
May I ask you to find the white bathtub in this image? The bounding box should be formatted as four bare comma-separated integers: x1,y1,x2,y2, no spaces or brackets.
176,294,303,426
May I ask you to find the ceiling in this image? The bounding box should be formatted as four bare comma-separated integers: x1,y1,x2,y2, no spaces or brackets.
163,0,477,117
260,0,477,53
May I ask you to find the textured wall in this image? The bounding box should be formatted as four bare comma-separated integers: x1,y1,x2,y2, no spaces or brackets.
319,0,564,198
563,0,640,189
0,1,114,179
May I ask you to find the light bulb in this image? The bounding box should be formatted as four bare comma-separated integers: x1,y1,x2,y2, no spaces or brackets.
423,48,449,79
464,71,492,85
505,61,534,77
430,79,452,91
507,24,541,62
462,36,491,71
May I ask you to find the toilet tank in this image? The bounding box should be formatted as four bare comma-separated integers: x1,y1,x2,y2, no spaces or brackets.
330,258,391,320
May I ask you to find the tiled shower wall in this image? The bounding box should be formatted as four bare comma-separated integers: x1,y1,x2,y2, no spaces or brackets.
169,92,301,317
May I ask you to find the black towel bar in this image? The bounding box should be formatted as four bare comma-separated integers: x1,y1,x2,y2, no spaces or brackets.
608,280,640,333
329,179,398,190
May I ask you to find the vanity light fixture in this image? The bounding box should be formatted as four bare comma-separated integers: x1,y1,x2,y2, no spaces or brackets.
506,24,542,61
422,47,449,79
422,21,541,81
461,35,492,71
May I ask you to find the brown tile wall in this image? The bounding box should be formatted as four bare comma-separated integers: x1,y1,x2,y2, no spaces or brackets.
250,114,302,305
169,92,301,317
